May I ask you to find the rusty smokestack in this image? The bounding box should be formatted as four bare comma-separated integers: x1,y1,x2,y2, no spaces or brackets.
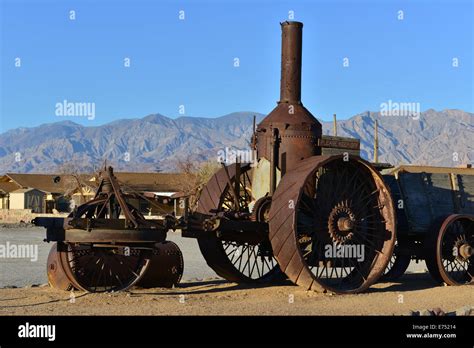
279,21,303,104
256,21,322,177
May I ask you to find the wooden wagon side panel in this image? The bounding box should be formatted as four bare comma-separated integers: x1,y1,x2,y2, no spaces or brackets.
383,174,410,233
398,173,432,233
398,172,455,234
422,173,456,218
456,174,474,214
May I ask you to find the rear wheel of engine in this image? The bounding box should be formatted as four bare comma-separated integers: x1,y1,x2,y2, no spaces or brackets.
268,155,396,294
196,163,282,283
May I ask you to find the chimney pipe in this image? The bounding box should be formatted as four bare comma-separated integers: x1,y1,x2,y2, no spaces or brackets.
256,21,322,173
279,21,303,104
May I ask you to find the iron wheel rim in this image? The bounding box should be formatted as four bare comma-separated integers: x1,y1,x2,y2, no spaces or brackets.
436,215,474,286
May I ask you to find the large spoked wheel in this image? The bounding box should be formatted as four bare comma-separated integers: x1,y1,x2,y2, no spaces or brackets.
381,239,411,281
425,214,473,286
58,243,150,293
196,163,282,283
56,198,151,292
269,155,396,294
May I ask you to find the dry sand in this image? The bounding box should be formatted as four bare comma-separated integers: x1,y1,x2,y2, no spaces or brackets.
0,274,472,316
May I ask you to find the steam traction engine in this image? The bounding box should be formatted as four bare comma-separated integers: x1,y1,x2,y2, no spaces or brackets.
186,21,396,293
33,21,473,295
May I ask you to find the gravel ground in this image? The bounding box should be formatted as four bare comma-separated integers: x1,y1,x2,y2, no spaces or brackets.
0,274,472,316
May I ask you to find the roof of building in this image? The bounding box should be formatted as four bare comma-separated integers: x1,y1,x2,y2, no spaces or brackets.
111,172,193,192
10,188,47,194
0,173,91,195
0,171,193,195
0,181,21,194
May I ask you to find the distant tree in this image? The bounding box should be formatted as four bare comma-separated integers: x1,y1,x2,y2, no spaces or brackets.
174,156,220,209
56,162,96,203
196,160,221,190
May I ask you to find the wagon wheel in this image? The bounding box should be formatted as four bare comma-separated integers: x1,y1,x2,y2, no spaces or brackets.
425,214,474,286
381,239,411,281
269,155,396,294
196,163,282,283
56,198,151,292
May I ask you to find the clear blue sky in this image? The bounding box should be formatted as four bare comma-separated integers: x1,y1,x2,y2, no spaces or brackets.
0,0,472,132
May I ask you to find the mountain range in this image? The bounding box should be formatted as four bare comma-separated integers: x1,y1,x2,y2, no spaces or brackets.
0,109,472,173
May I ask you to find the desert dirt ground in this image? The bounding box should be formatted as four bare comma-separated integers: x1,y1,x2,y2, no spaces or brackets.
0,274,472,316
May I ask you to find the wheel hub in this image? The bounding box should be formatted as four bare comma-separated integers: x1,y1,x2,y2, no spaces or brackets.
328,202,356,244
459,244,472,259
251,196,272,223
455,236,473,260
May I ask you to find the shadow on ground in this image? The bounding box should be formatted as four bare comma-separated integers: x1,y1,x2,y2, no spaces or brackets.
368,273,441,293
132,272,442,296
131,278,294,296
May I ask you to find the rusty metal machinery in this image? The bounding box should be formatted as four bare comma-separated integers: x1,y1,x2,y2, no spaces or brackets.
46,241,184,291
35,167,183,292
184,21,396,294
268,155,395,293
256,21,322,178
46,243,74,291
137,241,184,288
33,20,472,295
33,21,397,294
189,163,284,283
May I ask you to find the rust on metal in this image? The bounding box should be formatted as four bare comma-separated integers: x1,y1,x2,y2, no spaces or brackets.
46,243,74,291
318,136,360,150
279,21,302,103
268,155,396,294
138,241,184,288
424,214,473,286
35,166,186,293
193,163,282,283
256,21,322,174
31,20,399,295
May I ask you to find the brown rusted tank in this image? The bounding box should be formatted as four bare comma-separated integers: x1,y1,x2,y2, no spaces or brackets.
256,21,322,177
